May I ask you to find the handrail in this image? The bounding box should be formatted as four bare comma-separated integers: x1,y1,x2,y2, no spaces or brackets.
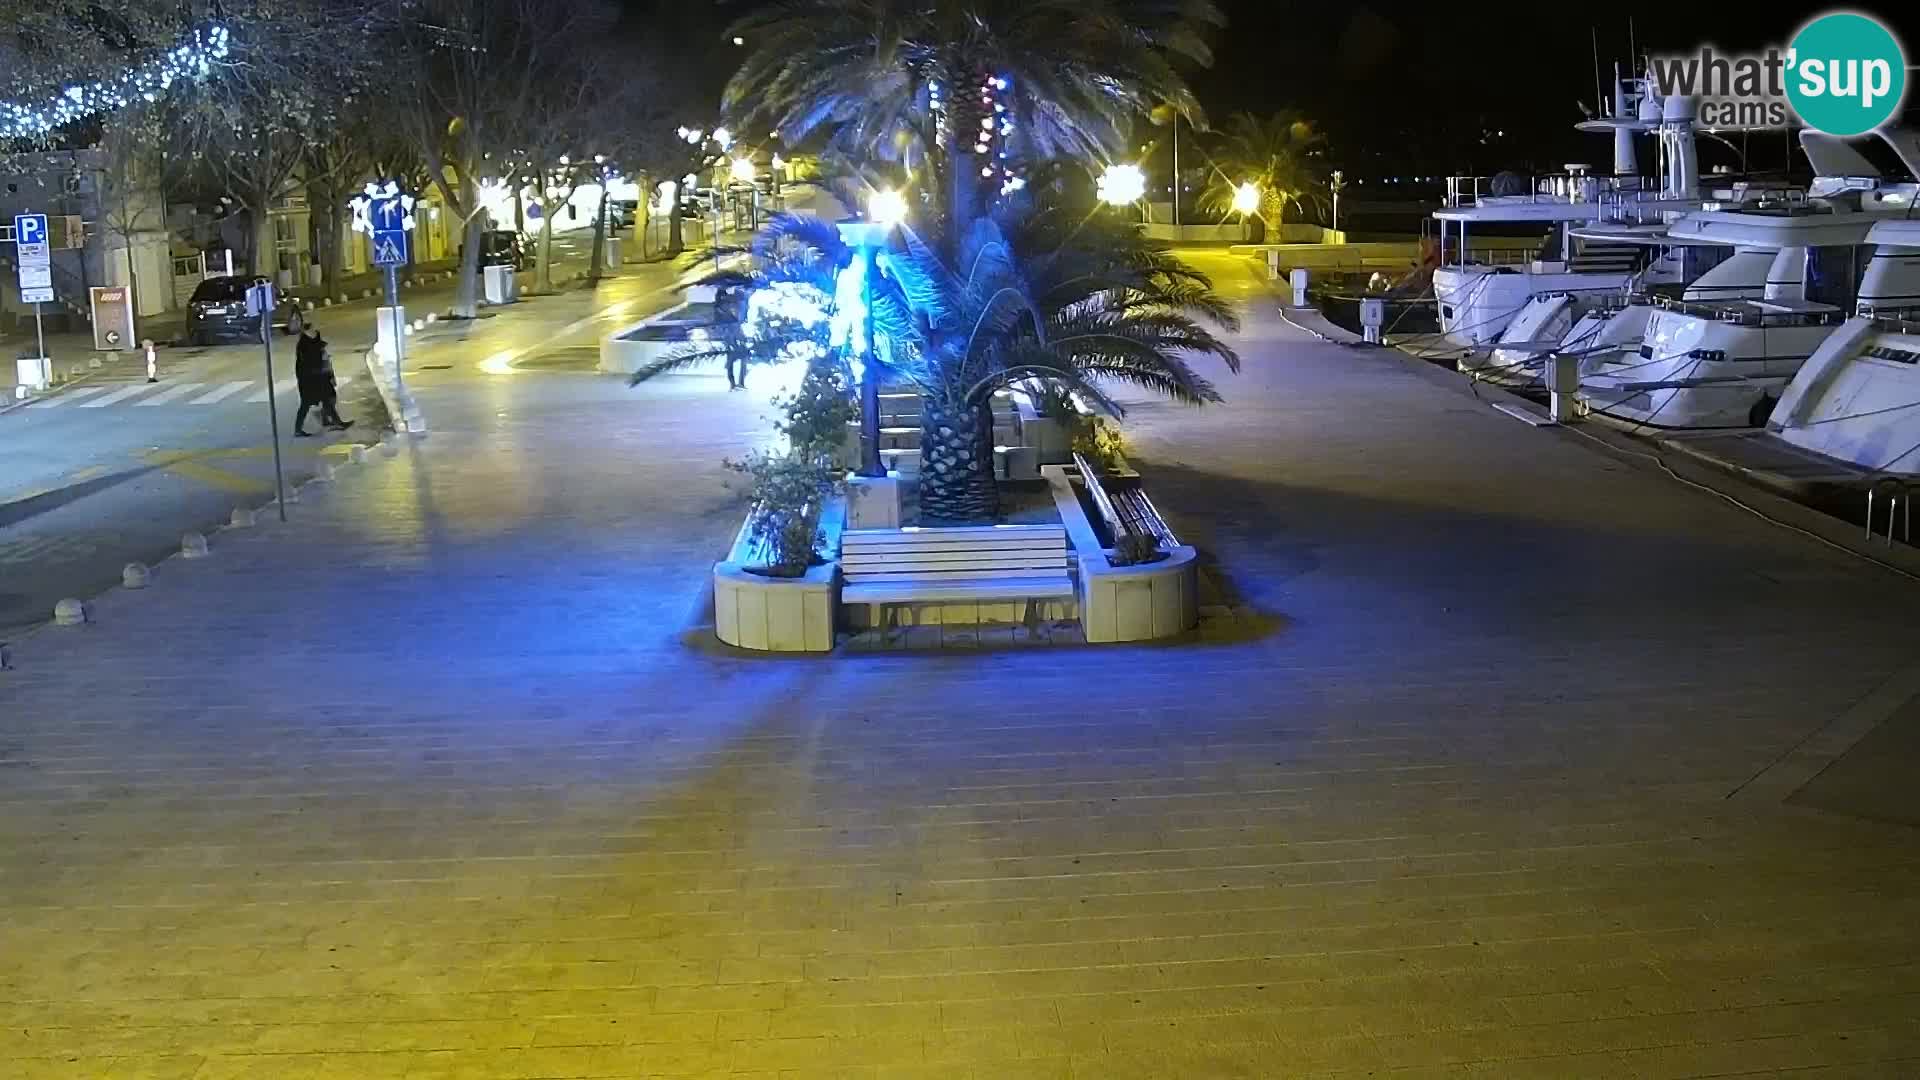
1650,296,1845,328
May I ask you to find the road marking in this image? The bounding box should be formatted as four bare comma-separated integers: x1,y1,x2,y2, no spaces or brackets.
28,386,108,408
135,382,207,406
142,450,272,495
69,465,108,483
81,384,162,408
190,380,254,405
245,378,297,403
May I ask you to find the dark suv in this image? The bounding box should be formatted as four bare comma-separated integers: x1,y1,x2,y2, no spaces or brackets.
185,276,304,345
460,230,532,271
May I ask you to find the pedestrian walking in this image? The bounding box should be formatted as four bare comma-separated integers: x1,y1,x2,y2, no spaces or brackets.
293,324,354,436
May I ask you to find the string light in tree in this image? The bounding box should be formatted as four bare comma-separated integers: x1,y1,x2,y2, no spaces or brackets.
0,25,231,140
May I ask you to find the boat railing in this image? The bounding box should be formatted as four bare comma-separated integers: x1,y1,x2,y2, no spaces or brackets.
1445,173,1658,210
1867,311,1920,335
1651,296,1847,328
1860,303,1920,326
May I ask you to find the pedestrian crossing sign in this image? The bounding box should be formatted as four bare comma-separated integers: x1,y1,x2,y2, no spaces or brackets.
372,229,409,267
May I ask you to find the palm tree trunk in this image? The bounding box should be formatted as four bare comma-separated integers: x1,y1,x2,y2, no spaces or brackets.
918,392,998,524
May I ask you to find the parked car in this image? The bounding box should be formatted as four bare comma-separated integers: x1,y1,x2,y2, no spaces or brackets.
459,229,532,271
608,199,639,229
185,275,304,345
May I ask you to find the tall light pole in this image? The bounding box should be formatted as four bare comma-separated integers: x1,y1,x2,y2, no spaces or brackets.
838,189,907,479
1331,170,1345,234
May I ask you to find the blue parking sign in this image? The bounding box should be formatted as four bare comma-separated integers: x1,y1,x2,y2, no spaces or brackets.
14,213,46,246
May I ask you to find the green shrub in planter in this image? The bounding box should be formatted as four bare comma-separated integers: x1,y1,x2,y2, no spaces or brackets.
729,352,859,577
1109,531,1164,567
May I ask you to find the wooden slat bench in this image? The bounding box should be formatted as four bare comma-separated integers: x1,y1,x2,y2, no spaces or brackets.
840,525,1075,627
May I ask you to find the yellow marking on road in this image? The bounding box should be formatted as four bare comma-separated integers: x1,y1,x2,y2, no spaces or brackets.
140,450,273,495
1,486,53,509
69,465,108,483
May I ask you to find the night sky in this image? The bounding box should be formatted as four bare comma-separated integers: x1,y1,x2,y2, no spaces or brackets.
664,2,1920,179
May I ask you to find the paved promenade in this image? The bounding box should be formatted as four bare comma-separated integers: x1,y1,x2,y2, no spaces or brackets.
2,252,1918,1078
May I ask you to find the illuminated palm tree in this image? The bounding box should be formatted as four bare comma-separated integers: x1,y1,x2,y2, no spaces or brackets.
1204,110,1327,241
634,191,1240,523
723,0,1224,255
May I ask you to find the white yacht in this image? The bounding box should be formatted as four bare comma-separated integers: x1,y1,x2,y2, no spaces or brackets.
1576,132,1920,429
1767,218,1920,473
1429,70,1709,355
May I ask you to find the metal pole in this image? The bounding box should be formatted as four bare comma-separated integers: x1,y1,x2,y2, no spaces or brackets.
261,306,287,522
1171,114,1180,229
32,302,44,365
386,264,407,402
858,246,884,478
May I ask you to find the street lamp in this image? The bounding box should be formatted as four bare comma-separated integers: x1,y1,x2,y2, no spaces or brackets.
730,157,756,184
1231,181,1260,216
1330,170,1345,234
838,201,904,479
1096,163,1147,208
868,188,908,227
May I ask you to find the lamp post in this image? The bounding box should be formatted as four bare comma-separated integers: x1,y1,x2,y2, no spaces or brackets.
1331,170,1345,234
837,190,907,479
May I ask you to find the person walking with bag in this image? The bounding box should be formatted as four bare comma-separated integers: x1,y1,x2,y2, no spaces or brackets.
293,324,353,436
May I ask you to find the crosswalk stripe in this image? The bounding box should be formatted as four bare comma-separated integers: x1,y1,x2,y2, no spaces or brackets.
245,378,297,403
135,382,206,406
28,386,108,408
81,384,162,407
189,380,254,405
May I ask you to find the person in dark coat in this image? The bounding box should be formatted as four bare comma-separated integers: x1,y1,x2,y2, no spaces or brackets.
293,324,352,436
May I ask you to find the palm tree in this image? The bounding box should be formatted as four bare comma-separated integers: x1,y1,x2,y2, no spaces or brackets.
1204,111,1327,241
633,190,1241,523
723,0,1224,256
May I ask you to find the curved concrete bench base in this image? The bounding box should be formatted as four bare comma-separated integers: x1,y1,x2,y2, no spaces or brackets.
1043,464,1199,643
1078,547,1200,643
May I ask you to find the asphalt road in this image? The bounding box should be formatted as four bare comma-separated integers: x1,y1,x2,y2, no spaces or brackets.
0,236,693,636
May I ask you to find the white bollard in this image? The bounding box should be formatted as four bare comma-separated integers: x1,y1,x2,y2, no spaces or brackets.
380,440,400,458
52,598,86,625
310,462,334,483
230,507,256,527
1290,268,1309,308
348,445,369,463
180,532,210,558
122,563,150,589
144,339,158,383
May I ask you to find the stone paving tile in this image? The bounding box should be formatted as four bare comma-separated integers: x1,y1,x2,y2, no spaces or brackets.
4,255,1920,1078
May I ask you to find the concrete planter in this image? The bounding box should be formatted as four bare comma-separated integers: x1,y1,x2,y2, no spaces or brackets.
712,498,843,653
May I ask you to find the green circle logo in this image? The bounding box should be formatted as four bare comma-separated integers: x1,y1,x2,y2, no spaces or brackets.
1787,12,1907,136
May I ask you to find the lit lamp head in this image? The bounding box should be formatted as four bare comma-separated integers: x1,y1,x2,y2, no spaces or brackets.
867,189,908,228
1231,181,1261,215
729,157,756,184
1097,163,1147,207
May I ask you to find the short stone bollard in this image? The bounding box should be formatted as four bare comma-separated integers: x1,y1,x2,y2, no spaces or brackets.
380,439,400,458
53,598,86,625
309,462,334,483
180,532,210,559
230,507,256,527
122,563,151,589
278,488,300,505
348,445,369,463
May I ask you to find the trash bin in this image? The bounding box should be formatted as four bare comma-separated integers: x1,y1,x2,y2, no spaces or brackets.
483,264,519,305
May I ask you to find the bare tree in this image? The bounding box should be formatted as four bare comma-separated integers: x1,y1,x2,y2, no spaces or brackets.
91,108,182,338
384,0,618,318
166,2,390,276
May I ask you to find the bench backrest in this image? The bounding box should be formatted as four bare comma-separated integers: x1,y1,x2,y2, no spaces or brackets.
841,525,1069,584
